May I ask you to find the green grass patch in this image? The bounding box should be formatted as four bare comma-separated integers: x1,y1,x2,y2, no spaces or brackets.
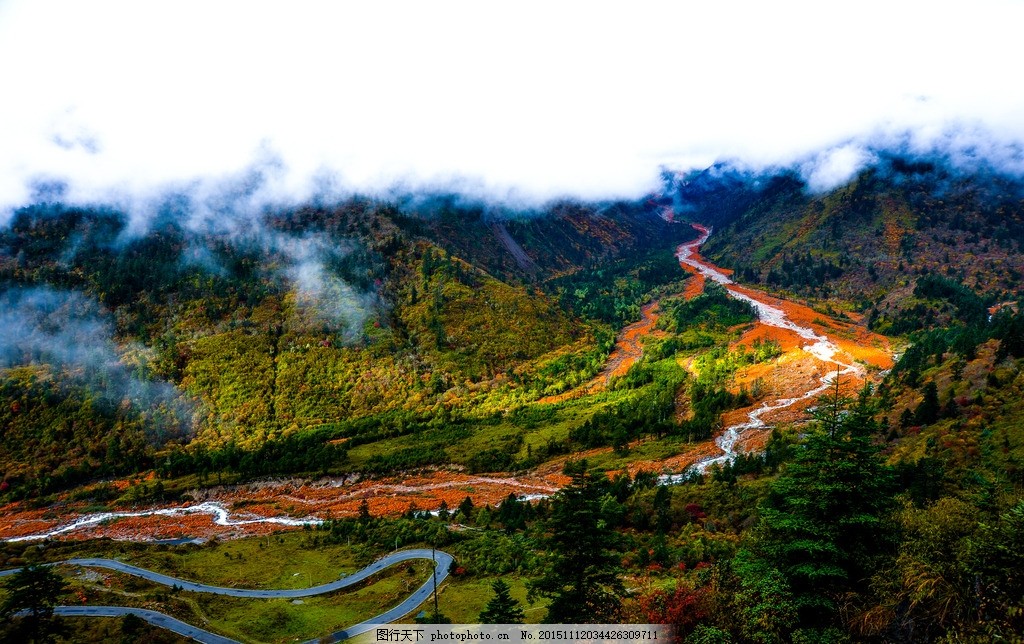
113,532,364,589
344,401,616,472
192,560,433,643
579,436,695,472
435,574,542,624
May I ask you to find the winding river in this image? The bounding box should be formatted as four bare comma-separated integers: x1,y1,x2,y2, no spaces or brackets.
4,500,319,543
2,222,877,543
666,224,863,479
0,221,885,641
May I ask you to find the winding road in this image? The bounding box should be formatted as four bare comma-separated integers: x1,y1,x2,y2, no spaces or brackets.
1,548,454,643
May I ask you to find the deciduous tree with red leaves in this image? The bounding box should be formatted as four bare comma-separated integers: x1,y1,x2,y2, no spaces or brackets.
637,580,709,641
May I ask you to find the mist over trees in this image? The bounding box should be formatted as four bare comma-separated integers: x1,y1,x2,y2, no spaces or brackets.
0,158,1023,642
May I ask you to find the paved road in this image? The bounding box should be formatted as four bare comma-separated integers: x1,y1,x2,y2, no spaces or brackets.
2,548,454,643
308,554,448,643
54,606,237,644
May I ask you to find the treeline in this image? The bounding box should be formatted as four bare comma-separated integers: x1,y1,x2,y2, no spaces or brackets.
678,381,748,444
762,251,846,290
156,429,349,481
546,248,689,326
890,303,1024,387
157,407,476,480
569,382,678,452
871,273,992,335
659,282,756,333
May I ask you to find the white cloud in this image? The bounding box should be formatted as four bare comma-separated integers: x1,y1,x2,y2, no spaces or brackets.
1,0,1023,216
801,145,876,193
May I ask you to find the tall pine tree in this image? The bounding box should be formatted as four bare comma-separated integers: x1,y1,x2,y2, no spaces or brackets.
739,381,895,634
530,460,624,623
479,579,525,624
0,562,69,643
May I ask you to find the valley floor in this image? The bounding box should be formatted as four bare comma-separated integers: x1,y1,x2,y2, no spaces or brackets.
1,224,894,544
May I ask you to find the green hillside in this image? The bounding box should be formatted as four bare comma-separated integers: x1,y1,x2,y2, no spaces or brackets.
0,196,691,495
694,160,1024,332
3,163,1024,642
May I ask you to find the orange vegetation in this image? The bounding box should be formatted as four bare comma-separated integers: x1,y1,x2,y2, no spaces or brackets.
680,274,706,300
0,470,572,542
989,301,1019,317
625,442,721,477
0,223,895,543
538,300,665,404
729,285,893,370
606,302,666,380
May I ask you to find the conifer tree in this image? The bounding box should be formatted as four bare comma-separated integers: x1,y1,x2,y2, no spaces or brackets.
738,381,895,633
458,496,475,520
914,381,940,426
479,579,525,624
0,563,68,642
530,460,624,623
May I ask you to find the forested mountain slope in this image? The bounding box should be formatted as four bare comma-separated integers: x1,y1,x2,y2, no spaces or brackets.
4,165,1024,642
0,196,688,496
680,157,1024,334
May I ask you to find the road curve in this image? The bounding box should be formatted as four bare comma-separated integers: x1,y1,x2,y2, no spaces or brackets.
2,548,454,643
54,606,237,644
308,555,448,644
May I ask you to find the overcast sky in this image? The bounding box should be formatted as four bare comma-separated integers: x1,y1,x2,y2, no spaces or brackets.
1,0,1023,216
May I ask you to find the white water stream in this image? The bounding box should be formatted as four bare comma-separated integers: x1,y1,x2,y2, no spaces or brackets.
660,226,863,482
6,226,874,542
5,501,321,543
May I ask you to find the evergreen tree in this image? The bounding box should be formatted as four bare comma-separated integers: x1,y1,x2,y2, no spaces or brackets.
899,407,915,428
497,493,526,532
479,579,525,624
529,460,624,623
739,382,895,633
0,563,68,643
653,484,672,533
914,381,940,425
458,496,475,520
